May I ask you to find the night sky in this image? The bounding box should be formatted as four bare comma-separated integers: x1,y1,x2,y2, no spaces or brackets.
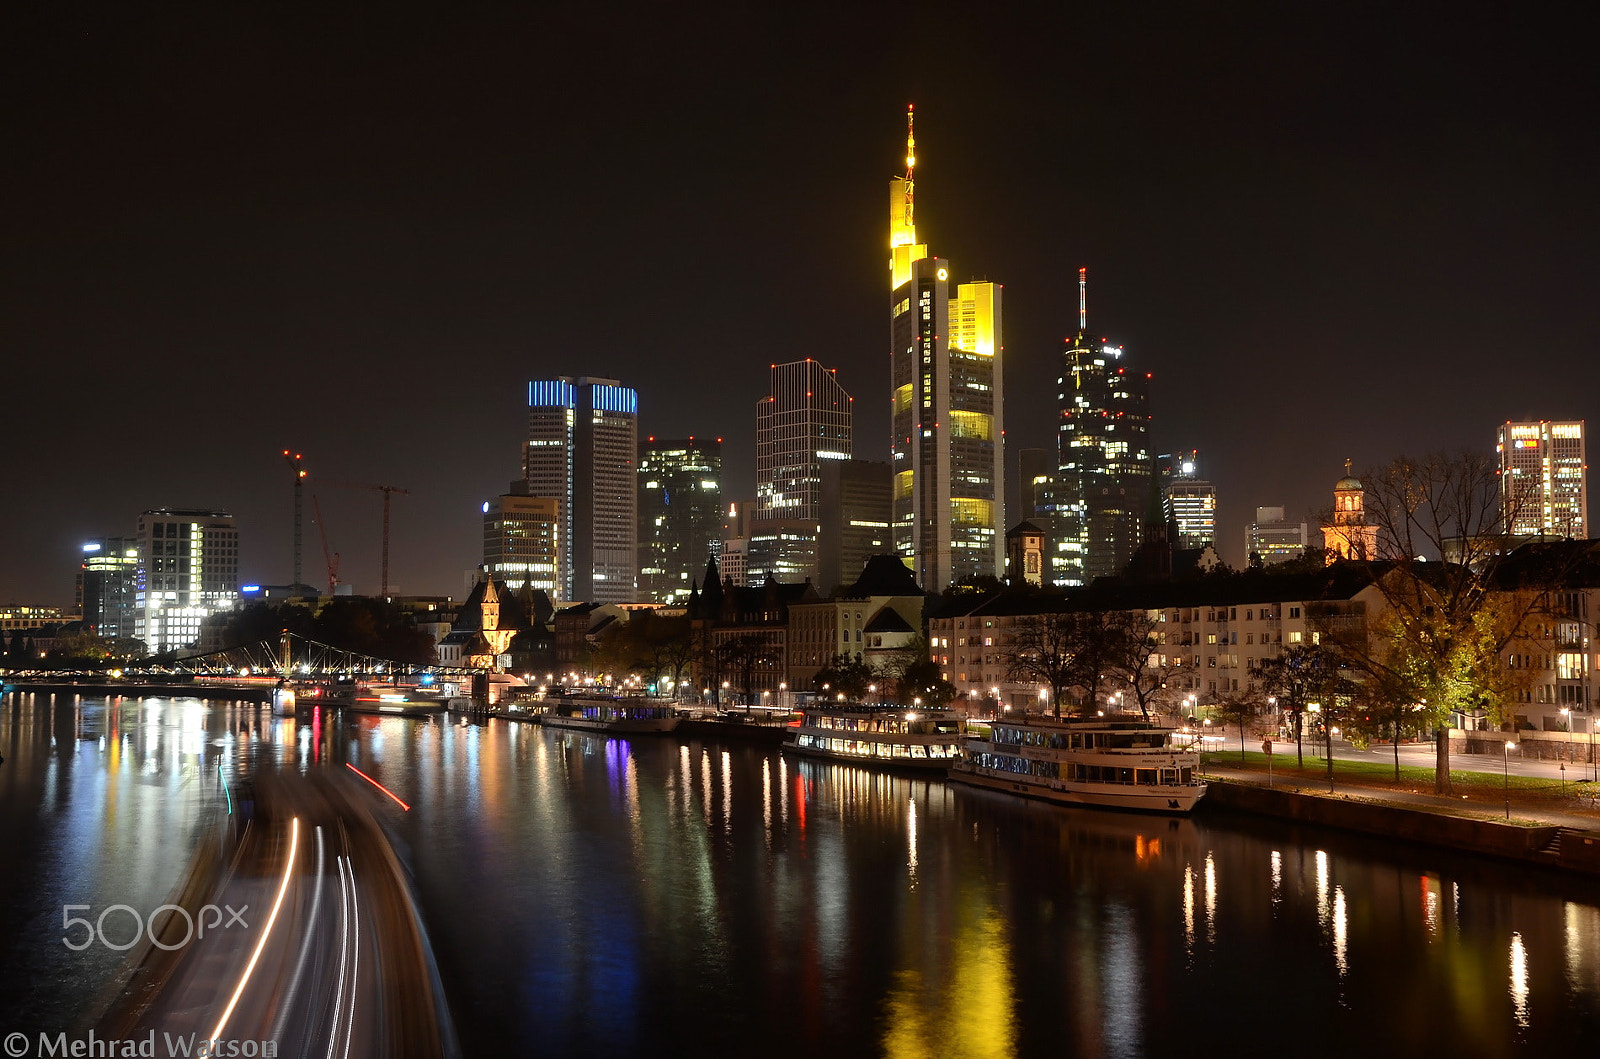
5,3,1596,606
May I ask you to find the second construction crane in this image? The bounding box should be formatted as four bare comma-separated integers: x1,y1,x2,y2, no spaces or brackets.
318,479,411,597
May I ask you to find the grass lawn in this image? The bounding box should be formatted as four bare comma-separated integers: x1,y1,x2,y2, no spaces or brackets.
1200,748,1600,819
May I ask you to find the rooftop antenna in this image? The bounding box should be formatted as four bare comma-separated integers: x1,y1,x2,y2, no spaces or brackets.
903,104,916,232
1078,267,1088,331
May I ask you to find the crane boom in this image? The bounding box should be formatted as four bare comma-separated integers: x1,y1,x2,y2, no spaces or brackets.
311,494,340,594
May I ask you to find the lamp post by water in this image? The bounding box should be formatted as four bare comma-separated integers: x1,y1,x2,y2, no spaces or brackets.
1328,727,1340,792
1503,741,1515,819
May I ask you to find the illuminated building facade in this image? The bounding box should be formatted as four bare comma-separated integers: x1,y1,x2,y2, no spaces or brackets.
1322,461,1377,562
1499,420,1587,539
1053,269,1151,585
638,437,722,604
78,536,139,640
525,377,638,604
888,108,1005,590
1157,450,1216,549
1247,506,1310,566
134,509,239,653
482,491,561,598
751,360,852,584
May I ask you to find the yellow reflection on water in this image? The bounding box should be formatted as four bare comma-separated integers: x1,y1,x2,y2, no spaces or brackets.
882,909,1015,1059
1333,886,1348,976
1510,931,1529,1027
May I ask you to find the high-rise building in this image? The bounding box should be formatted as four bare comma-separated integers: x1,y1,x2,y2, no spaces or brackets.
525,377,639,604
483,488,561,598
750,360,852,585
818,459,892,591
134,510,239,653
638,437,723,604
1053,269,1151,585
1012,447,1053,529
1247,506,1309,566
887,109,1005,591
1498,420,1587,539
1157,450,1217,549
78,536,139,640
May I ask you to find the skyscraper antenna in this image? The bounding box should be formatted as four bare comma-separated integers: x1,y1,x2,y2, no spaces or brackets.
1078,266,1088,331
903,104,916,233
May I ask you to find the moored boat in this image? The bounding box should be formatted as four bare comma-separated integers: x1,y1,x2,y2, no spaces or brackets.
538,697,681,734
950,713,1205,813
782,702,963,770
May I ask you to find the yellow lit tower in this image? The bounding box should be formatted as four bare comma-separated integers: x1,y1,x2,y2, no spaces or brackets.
888,106,1005,591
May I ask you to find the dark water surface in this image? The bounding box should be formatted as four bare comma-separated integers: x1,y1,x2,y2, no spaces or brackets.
4,692,1599,1057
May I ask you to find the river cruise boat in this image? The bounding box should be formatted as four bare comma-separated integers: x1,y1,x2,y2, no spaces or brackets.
950,714,1205,813
538,698,681,734
782,703,963,770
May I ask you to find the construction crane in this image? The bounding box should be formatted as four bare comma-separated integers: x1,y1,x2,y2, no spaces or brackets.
282,450,306,591
311,494,341,595
318,479,411,597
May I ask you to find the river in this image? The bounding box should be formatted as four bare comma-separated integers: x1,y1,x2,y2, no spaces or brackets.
2,692,1598,1057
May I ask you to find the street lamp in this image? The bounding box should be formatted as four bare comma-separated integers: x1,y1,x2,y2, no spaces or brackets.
1328,727,1340,791
1504,740,1516,820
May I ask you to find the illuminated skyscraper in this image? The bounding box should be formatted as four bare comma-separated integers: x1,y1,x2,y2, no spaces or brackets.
134,509,239,653
751,360,852,584
1157,450,1216,549
1498,420,1587,539
638,437,723,604
77,536,139,640
525,377,638,604
483,489,561,598
888,107,1005,591
1053,269,1151,584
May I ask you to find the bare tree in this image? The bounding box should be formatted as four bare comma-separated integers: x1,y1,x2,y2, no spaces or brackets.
1001,613,1081,718
1107,609,1184,721
1332,451,1554,793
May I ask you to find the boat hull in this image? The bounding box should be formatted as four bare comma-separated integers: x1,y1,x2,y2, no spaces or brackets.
948,763,1206,813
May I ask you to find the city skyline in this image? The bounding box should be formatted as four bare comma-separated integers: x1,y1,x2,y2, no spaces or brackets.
4,6,1597,604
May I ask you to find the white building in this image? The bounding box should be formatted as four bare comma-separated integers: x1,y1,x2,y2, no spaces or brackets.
135,509,239,654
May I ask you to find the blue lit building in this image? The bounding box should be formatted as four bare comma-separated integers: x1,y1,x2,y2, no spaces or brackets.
525,376,639,604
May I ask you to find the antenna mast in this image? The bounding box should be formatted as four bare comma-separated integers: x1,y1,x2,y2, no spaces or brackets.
1078,267,1088,331
902,104,916,233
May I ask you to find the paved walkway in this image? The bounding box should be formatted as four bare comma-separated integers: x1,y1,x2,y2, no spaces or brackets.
1199,761,1600,832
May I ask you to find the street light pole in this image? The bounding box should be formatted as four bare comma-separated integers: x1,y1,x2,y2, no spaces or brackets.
1503,741,1514,820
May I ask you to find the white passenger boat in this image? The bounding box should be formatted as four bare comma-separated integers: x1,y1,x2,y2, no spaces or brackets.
950,714,1206,813
782,703,963,771
538,698,681,734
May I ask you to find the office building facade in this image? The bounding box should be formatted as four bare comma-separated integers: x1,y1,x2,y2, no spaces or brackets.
888,108,1005,590
525,377,639,604
1498,420,1587,539
818,458,892,591
78,536,139,640
1247,507,1310,566
134,509,239,654
1158,450,1217,549
638,437,723,604
750,360,852,585
483,490,561,598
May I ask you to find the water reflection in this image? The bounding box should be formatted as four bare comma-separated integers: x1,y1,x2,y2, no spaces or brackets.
6,697,1600,1058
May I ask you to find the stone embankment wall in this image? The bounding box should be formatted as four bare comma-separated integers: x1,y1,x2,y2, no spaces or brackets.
1453,727,1600,766
1204,781,1600,874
